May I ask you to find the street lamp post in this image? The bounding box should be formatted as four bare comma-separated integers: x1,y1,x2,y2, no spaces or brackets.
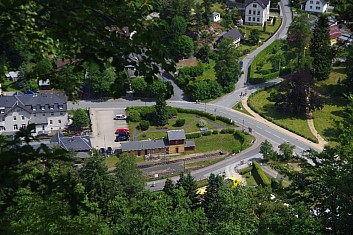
242,119,245,131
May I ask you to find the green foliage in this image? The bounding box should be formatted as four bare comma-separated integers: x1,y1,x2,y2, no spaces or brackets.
187,79,223,101
197,119,208,128
220,128,235,134
212,130,219,134
260,140,276,161
202,130,212,136
72,109,90,130
252,161,271,186
139,120,150,131
175,118,186,127
344,45,353,94
309,16,332,81
179,64,204,77
248,29,260,45
127,109,141,122
175,107,216,121
171,35,194,59
131,77,148,97
215,115,233,124
87,64,116,96
186,132,202,139
196,45,211,63
52,65,83,100
169,16,187,38
154,95,169,126
278,142,295,161
215,37,241,92
112,70,130,98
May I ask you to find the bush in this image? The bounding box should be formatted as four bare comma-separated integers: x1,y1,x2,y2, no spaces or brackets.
127,109,141,122
252,161,271,186
202,130,212,136
139,120,150,131
179,64,204,77
197,120,208,128
212,130,219,134
186,132,202,139
72,109,90,130
215,115,233,125
239,167,252,175
166,106,178,118
175,119,186,127
220,128,235,134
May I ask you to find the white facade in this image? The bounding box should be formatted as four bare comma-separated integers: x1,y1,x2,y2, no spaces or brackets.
244,0,270,26
211,12,221,22
303,0,328,14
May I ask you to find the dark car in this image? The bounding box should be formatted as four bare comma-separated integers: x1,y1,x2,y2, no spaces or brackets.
100,147,106,156
115,132,130,142
107,147,113,155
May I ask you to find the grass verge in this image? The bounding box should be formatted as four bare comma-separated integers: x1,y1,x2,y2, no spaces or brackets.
233,101,253,117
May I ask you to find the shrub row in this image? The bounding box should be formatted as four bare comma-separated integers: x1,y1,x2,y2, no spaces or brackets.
202,130,212,136
186,132,202,139
139,120,150,131
220,128,235,134
175,119,186,127
252,161,271,186
175,108,216,121
215,115,233,125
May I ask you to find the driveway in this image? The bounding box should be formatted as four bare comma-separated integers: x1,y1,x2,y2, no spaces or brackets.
90,108,128,150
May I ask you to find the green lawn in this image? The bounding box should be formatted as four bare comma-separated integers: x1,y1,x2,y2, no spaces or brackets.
248,87,318,142
185,157,226,168
312,66,347,143
239,17,282,42
232,102,253,117
193,133,252,153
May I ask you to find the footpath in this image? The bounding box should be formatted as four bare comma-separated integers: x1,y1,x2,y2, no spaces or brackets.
241,97,327,151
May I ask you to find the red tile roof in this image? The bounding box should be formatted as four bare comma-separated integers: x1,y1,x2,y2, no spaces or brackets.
330,25,342,39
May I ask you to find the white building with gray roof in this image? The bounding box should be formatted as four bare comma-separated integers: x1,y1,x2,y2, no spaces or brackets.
0,92,68,136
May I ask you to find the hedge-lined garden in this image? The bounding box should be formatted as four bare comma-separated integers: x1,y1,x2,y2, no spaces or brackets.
252,161,271,186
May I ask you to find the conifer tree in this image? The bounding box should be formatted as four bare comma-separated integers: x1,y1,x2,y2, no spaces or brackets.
309,15,332,81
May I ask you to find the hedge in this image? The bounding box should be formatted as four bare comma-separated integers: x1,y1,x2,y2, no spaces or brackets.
175,119,186,127
220,128,235,134
212,130,219,134
186,132,202,139
179,64,204,77
175,108,216,121
252,161,271,186
139,120,150,131
202,130,212,136
215,115,233,124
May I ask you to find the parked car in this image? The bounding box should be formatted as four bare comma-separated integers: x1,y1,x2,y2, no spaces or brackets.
115,132,130,142
106,147,113,155
115,128,130,134
114,114,127,120
100,147,106,156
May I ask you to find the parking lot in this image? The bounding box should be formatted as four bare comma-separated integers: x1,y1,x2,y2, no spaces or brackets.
90,108,128,151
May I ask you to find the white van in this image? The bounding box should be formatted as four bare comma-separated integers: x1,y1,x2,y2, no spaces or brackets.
114,114,127,120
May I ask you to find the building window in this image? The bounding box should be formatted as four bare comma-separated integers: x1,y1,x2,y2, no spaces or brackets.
58,105,63,110
253,17,255,21
32,106,36,111
13,124,18,130
248,10,251,14
51,112,54,116
50,105,54,110
310,0,313,2
0,108,4,114
42,125,45,131
253,10,256,14
258,11,260,15
316,1,319,3
50,120,53,125
310,6,312,9
58,120,62,124
13,116,16,121
248,17,251,21
257,18,260,22
42,113,45,116
21,115,25,120
21,124,26,129
316,6,320,9
253,4,257,7
0,126,5,131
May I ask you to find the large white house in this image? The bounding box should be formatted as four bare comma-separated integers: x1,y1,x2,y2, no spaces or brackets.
0,92,68,136
302,0,328,14
244,0,271,26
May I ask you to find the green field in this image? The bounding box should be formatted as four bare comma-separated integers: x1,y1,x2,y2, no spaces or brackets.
197,59,216,80
248,87,318,142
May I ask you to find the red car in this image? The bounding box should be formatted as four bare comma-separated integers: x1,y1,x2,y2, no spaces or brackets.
115,128,130,134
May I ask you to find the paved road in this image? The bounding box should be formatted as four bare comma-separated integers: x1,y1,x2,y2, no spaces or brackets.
211,0,292,108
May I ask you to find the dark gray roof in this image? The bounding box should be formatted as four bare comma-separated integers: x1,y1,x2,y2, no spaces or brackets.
185,140,196,148
302,0,327,4
220,28,244,41
0,93,67,116
167,130,186,141
51,134,92,152
244,0,270,9
121,139,167,152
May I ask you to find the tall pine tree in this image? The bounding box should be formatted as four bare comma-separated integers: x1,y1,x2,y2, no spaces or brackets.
309,15,332,81
154,94,169,126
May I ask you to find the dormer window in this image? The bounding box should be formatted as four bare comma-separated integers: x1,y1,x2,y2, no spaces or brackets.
0,108,4,114
40,106,45,110
58,105,63,110
32,106,36,111
50,105,54,110
253,4,257,7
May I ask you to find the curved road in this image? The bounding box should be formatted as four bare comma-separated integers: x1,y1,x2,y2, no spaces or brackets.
68,0,295,190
